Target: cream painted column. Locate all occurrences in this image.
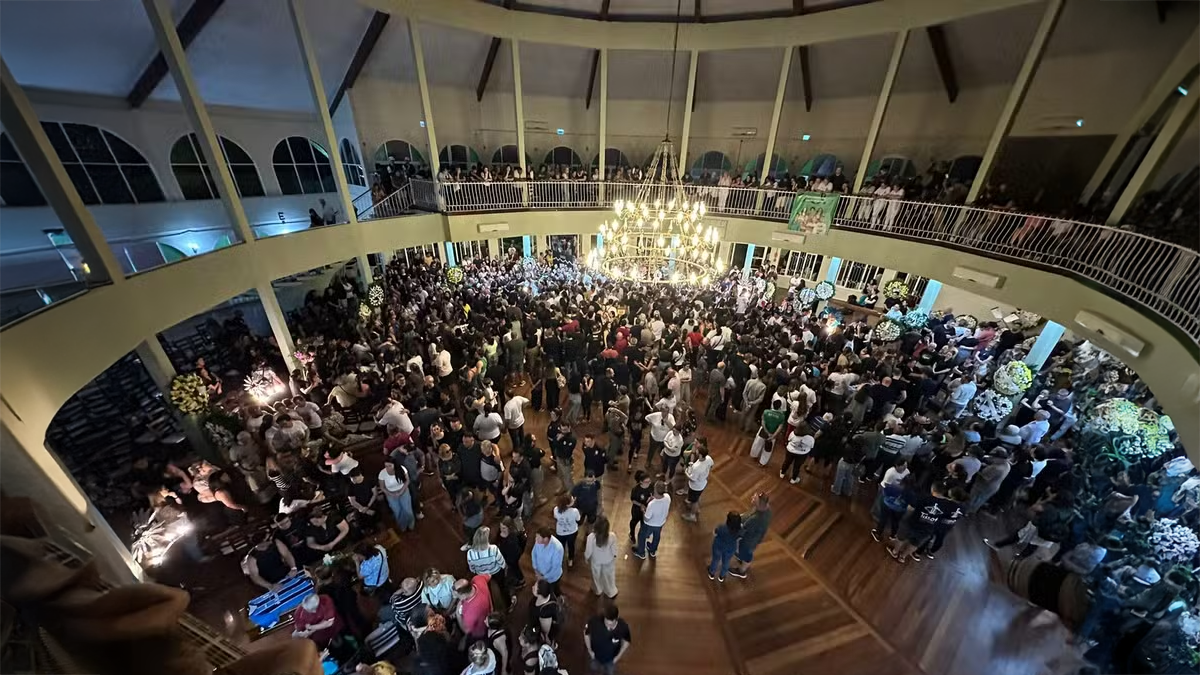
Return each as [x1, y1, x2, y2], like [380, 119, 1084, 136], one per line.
[536, 234, 549, 257]
[854, 30, 908, 192]
[598, 48, 609, 187]
[0, 60, 125, 286]
[1081, 27, 1198, 205]
[134, 338, 216, 461]
[1107, 74, 1200, 226]
[679, 49, 699, 172]
[967, 0, 1063, 202]
[142, 0, 254, 243]
[357, 254, 374, 285]
[757, 47, 794, 209]
[257, 282, 299, 373]
[489, 238, 502, 259]
[512, 39, 529, 204]
[288, 0, 357, 225]
[409, 19, 440, 176]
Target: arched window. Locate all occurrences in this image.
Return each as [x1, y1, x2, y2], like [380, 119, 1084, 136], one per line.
[340, 139, 366, 187]
[373, 140, 427, 169]
[542, 146, 582, 169]
[799, 153, 840, 178]
[690, 150, 733, 179]
[170, 133, 264, 200]
[745, 153, 787, 179]
[491, 144, 531, 168]
[273, 137, 336, 195]
[438, 144, 479, 172]
[0, 133, 46, 206]
[38, 122, 164, 204]
[866, 156, 917, 181]
[948, 155, 982, 185]
[590, 148, 631, 170]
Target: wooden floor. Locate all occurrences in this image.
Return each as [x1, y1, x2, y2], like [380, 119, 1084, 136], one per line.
[180, 394, 1081, 675]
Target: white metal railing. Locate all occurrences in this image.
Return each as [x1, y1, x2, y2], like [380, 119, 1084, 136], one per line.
[354, 184, 414, 221]
[405, 178, 1200, 344]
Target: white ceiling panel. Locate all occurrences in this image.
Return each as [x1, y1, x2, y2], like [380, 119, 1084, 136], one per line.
[607, 49, 691, 100]
[806, 34, 893, 100]
[696, 48, 786, 101]
[360, 16, 418, 82]
[520, 42, 595, 98]
[0, 0, 188, 96]
[420, 23, 494, 87]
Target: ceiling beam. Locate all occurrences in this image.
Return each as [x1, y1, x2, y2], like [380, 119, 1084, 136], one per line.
[793, 0, 805, 13]
[476, 38, 503, 102]
[126, 0, 225, 108]
[695, 0, 703, 23]
[925, 24, 959, 103]
[1156, 0, 1169, 23]
[329, 11, 390, 114]
[585, 49, 600, 109]
[798, 45, 813, 111]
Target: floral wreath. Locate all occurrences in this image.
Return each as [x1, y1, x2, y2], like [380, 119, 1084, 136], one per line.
[796, 287, 817, 305]
[882, 278, 909, 300]
[957, 314, 979, 330]
[169, 373, 209, 415]
[367, 282, 386, 307]
[873, 319, 903, 342]
[971, 389, 1013, 422]
[900, 309, 929, 330]
[814, 280, 835, 301]
[446, 267, 465, 284]
[992, 361, 1033, 396]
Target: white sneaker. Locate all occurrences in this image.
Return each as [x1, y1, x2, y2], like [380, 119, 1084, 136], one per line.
[790, 477, 801, 484]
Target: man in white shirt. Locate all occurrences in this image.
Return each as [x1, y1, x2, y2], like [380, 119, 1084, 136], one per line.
[680, 446, 714, 522]
[644, 410, 675, 470]
[433, 345, 453, 379]
[503, 394, 529, 449]
[292, 395, 323, 430]
[633, 480, 671, 559]
[376, 398, 413, 435]
[319, 198, 338, 225]
[946, 376, 978, 418]
[1018, 410, 1051, 446]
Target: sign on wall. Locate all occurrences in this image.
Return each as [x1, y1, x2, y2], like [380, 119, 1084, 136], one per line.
[787, 193, 839, 236]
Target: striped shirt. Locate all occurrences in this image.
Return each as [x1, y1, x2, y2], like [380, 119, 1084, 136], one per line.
[466, 544, 506, 575]
[389, 584, 424, 623]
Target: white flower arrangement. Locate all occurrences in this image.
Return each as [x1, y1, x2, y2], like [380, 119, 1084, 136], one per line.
[882, 279, 909, 299]
[131, 507, 193, 567]
[244, 368, 283, 403]
[446, 267, 465, 284]
[204, 421, 235, 449]
[169, 373, 209, 415]
[1012, 310, 1042, 330]
[367, 282, 386, 307]
[358, 302, 371, 319]
[992, 361, 1033, 396]
[1089, 399, 1143, 435]
[814, 280, 836, 300]
[1148, 518, 1200, 565]
[971, 389, 1013, 422]
[873, 319, 903, 342]
[957, 315, 978, 330]
[797, 287, 817, 305]
[901, 309, 929, 330]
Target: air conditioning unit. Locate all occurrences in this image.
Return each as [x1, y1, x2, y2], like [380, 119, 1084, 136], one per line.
[1074, 311, 1144, 358]
[478, 223, 509, 233]
[951, 266, 1005, 289]
[731, 126, 758, 138]
[524, 119, 551, 132]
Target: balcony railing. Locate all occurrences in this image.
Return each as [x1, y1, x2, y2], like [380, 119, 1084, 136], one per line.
[352, 184, 415, 221]
[409, 178, 1200, 346]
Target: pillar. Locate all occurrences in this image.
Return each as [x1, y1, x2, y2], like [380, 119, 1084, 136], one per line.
[257, 282, 298, 373]
[1107, 73, 1200, 225]
[409, 19, 440, 176]
[536, 235, 549, 257]
[917, 279, 942, 313]
[135, 338, 215, 462]
[0, 60, 125, 286]
[288, 0, 356, 225]
[1024, 320, 1066, 370]
[759, 47, 793, 187]
[356, 253, 374, 285]
[679, 49, 699, 172]
[444, 242, 457, 267]
[967, 0, 1063, 202]
[854, 31, 908, 192]
[522, 235, 532, 258]
[821, 256, 843, 283]
[142, 0, 254, 243]
[598, 48, 608, 181]
[742, 244, 756, 279]
[489, 238, 502, 259]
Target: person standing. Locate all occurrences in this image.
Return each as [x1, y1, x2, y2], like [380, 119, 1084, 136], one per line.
[944, 375, 978, 419]
[728, 492, 771, 579]
[779, 423, 814, 484]
[632, 481, 670, 559]
[707, 511, 743, 582]
[378, 455, 415, 531]
[627, 471, 652, 544]
[966, 450, 1011, 514]
[583, 604, 632, 675]
[531, 526, 565, 594]
[551, 421, 578, 494]
[644, 409, 675, 472]
[750, 399, 787, 467]
[680, 445, 713, 522]
[503, 392, 530, 450]
[454, 573, 494, 643]
[552, 494, 582, 568]
[465, 526, 509, 611]
[584, 515, 619, 599]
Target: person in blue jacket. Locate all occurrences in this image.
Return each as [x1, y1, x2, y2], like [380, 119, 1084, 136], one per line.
[707, 511, 743, 582]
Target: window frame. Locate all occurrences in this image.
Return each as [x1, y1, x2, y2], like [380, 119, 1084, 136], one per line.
[273, 136, 335, 196]
[37, 122, 165, 205]
[170, 133, 264, 200]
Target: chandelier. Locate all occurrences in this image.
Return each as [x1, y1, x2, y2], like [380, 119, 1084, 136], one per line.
[585, 0, 722, 285]
[588, 139, 723, 284]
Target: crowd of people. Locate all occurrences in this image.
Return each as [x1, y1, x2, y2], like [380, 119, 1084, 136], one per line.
[128, 230, 1195, 675]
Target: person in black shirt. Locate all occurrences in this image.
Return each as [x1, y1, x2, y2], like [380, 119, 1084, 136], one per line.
[584, 604, 632, 672]
[628, 471, 652, 544]
[443, 416, 466, 452]
[347, 469, 381, 531]
[571, 472, 602, 526]
[243, 531, 297, 590]
[273, 512, 317, 566]
[888, 482, 957, 564]
[438, 444, 463, 502]
[304, 509, 350, 558]
[458, 434, 484, 489]
[497, 516, 528, 593]
[582, 433, 607, 479]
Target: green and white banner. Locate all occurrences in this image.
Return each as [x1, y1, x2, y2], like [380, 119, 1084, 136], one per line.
[787, 192, 840, 236]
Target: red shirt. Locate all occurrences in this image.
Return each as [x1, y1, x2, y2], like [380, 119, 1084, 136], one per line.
[687, 331, 704, 348]
[457, 574, 493, 637]
[294, 594, 342, 646]
[561, 319, 580, 333]
[383, 431, 411, 453]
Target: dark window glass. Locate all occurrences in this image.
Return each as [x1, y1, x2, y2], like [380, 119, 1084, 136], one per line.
[312, 142, 329, 164]
[297, 165, 322, 194]
[232, 165, 265, 197]
[122, 165, 165, 202]
[41, 123, 76, 163]
[222, 139, 253, 164]
[0, 162, 47, 206]
[87, 164, 134, 203]
[104, 132, 145, 164]
[63, 123, 114, 163]
[175, 165, 214, 200]
[275, 165, 302, 195]
[202, 166, 219, 197]
[63, 164, 99, 204]
[288, 137, 314, 163]
[317, 164, 336, 192]
[0, 134, 22, 161]
[171, 135, 198, 163]
[273, 141, 293, 163]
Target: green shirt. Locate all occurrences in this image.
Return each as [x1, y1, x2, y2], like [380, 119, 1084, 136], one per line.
[761, 408, 787, 436]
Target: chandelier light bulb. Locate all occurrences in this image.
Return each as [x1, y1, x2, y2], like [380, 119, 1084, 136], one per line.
[668, 199, 676, 209]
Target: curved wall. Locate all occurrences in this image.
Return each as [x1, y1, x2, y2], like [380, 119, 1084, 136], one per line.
[2, 206, 1196, 577]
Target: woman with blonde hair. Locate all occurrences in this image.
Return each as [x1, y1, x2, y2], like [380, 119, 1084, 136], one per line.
[465, 526, 509, 610]
[584, 515, 618, 598]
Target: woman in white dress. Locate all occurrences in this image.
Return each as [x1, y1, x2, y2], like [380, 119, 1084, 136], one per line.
[870, 181, 890, 226]
[717, 171, 731, 212]
[884, 183, 904, 231]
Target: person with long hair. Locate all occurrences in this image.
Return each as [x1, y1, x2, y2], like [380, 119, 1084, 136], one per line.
[584, 515, 618, 598]
[707, 511, 743, 582]
[465, 526, 508, 610]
